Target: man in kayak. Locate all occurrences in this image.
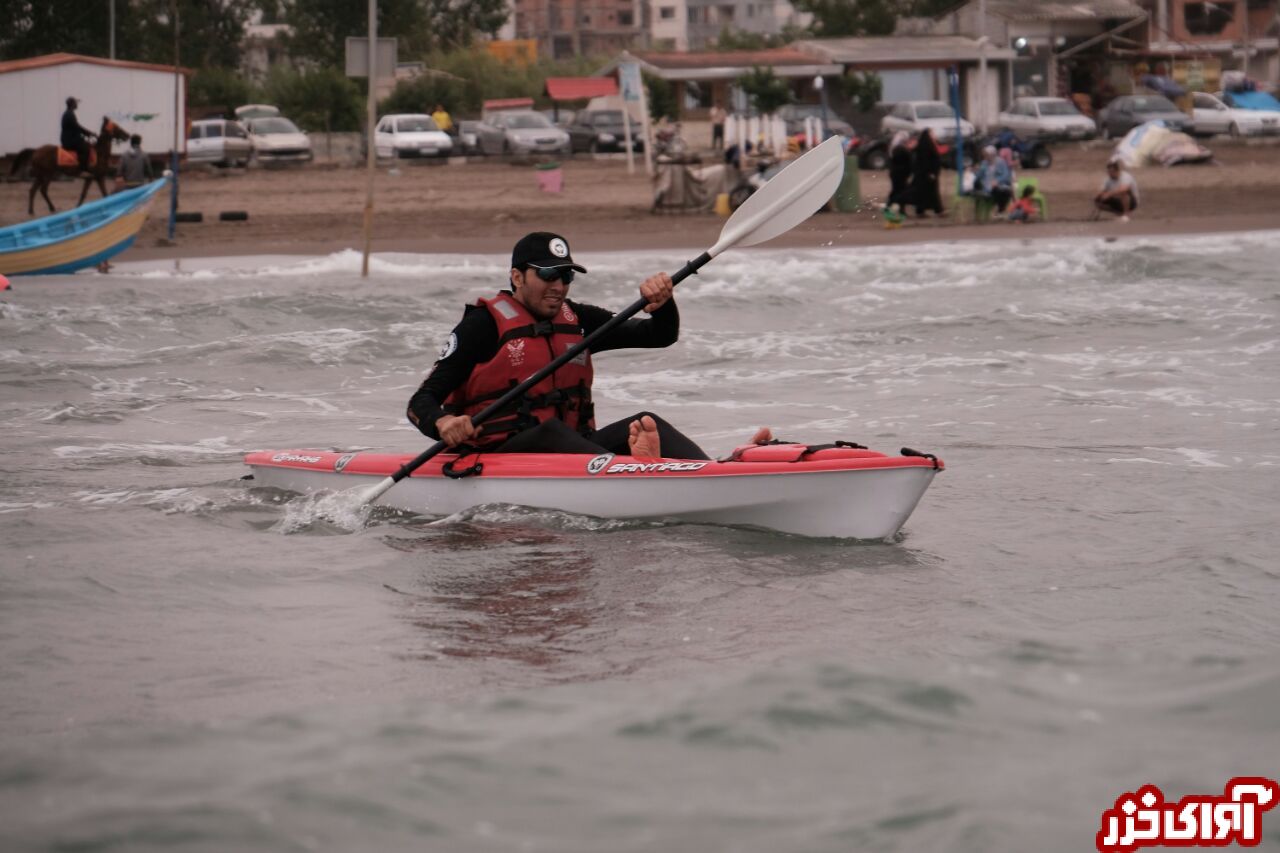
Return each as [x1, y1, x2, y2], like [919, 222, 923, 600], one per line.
[408, 231, 723, 459]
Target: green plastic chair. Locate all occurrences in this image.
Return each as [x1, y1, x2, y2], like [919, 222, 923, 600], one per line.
[1015, 176, 1049, 222]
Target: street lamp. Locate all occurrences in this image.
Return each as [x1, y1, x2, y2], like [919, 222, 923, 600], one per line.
[813, 75, 829, 141]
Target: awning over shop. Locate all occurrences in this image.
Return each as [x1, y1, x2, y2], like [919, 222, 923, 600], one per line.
[545, 77, 618, 101]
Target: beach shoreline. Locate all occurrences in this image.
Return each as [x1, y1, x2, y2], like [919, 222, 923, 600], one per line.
[6, 139, 1280, 262]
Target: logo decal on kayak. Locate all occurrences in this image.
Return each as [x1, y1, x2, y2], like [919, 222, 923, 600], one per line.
[334, 453, 356, 472]
[586, 453, 614, 475]
[271, 453, 322, 464]
[606, 461, 708, 474]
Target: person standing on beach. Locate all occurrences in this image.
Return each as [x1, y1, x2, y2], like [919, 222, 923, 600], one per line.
[407, 232, 749, 460]
[1095, 159, 1138, 222]
[909, 129, 945, 218]
[709, 104, 726, 150]
[115, 135, 154, 189]
[431, 103, 453, 135]
[885, 131, 913, 217]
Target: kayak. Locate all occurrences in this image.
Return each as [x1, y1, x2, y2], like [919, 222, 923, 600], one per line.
[243, 442, 943, 539]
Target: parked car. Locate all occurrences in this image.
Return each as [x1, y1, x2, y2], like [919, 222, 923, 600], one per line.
[978, 129, 1053, 169]
[234, 104, 280, 121]
[541, 109, 576, 128]
[456, 120, 484, 155]
[881, 100, 975, 141]
[853, 133, 973, 171]
[1191, 92, 1279, 137]
[244, 115, 313, 164]
[374, 114, 453, 159]
[567, 109, 644, 153]
[474, 111, 571, 156]
[1096, 95, 1192, 139]
[776, 103, 855, 138]
[995, 97, 1096, 141]
[187, 118, 252, 167]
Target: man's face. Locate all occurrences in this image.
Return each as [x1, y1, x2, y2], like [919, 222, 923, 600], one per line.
[1107, 165, 1120, 179]
[511, 267, 570, 319]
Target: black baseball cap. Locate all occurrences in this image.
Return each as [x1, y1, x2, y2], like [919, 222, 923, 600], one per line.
[511, 232, 587, 274]
[66, 96, 79, 107]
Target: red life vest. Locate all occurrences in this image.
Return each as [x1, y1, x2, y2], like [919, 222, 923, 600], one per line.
[442, 292, 594, 447]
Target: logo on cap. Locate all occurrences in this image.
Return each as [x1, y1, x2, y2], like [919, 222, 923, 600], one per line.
[549, 237, 569, 258]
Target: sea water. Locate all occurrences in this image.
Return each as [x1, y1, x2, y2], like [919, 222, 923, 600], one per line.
[1, 235, 1277, 852]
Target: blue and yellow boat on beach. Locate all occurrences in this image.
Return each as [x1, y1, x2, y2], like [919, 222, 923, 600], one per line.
[0, 178, 168, 276]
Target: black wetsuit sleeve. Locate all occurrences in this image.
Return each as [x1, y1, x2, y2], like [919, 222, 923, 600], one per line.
[574, 298, 679, 353]
[406, 307, 500, 439]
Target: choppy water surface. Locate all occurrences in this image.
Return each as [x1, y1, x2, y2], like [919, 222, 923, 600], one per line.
[1, 236, 1278, 852]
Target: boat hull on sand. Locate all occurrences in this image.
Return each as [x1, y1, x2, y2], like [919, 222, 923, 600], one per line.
[244, 444, 943, 539]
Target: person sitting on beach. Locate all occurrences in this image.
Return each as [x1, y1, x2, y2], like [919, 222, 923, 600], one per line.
[1006, 185, 1039, 223]
[974, 145, 1013, 214]
[407, 232, 766, 459]
[115, 134, 154, 189]
[1095, 159, 1139, 222]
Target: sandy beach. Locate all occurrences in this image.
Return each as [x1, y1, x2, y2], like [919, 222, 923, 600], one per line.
[5, 138, 1280, 260]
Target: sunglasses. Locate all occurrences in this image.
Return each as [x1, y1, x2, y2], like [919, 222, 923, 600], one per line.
[529, 265, 575, 285]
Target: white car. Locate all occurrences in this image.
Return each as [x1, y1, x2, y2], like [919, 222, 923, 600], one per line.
[374, 114, 453, 159]
[881, 100, 975, 141]
[244, 115, 314, 164]
[996, 97, 1096, 140]
[187, 118, 252, 167]
[1191, 92, 1280, 137]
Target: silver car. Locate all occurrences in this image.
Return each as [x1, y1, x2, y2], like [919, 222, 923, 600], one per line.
[475, 111, 571, 156]
[187, 118, 252, 167]
[881, 100, 975, 141]
[996, 97, 1096, 141]
[1096, 95, 1192, 139]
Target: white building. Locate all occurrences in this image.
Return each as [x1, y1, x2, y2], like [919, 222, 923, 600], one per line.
[0, 53, 187, 159]
[650, 0, 810, 51]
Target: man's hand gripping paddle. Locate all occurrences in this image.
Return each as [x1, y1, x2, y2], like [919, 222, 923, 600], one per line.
[356, 136, 846, 507]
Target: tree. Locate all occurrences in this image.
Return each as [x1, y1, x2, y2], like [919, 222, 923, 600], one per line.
[415, 0, 508, 52]
[189, 68, 257, 116]
[264, 66, 363, 132]
[284, 0, 425, 67]
[792, 0, 898, 37]
[737, 66, 792, 115]
[1, 0, 139, 61]
[644, 73, 677, 122]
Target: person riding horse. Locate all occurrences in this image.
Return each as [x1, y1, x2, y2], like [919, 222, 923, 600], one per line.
[61, 96, 96, 175]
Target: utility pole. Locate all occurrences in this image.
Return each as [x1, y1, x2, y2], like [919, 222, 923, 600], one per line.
[978, 0, 988, 132]
[169, 0, 180, 242]
[109, 0, 116, 59]
[361, 0, 377, 278]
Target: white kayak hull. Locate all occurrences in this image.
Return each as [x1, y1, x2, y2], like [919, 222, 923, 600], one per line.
[244, 446, 943, 539]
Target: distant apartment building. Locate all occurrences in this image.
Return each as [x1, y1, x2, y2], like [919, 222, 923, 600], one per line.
[511, 0, 644, 58]
[650, 0, 811, 51]
[1145, 0, 1279, 83]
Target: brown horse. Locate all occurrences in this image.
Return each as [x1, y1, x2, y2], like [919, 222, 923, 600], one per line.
[9, 117, 132, 216]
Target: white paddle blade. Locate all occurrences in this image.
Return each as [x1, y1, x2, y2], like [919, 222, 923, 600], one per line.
[711, 135, 846, 256]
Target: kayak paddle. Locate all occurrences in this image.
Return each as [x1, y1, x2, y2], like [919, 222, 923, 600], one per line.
[358, 135, 846, 506]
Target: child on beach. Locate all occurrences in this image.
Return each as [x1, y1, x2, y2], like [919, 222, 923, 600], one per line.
[1007, 185, 1039, 223]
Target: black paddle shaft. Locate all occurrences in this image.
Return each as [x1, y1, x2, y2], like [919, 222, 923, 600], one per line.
[386, 251, 714, 485]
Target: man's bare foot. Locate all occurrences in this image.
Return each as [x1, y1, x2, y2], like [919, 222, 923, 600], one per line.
[628, 415, 662, 459]
[750, 427, 773, 445]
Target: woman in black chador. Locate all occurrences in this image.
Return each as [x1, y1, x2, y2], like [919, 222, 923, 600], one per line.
[910, 128, 944, 218]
